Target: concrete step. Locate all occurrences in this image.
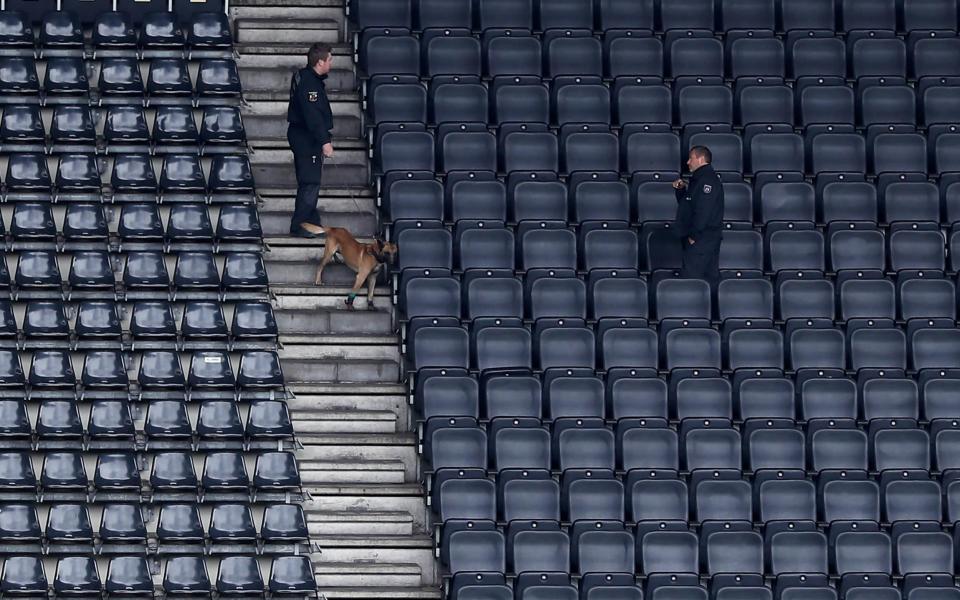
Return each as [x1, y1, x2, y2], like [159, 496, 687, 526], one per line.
[259, 195, 377, 237]
[303, 489, 427, 532]
[232, 3, 347, 24]
[314, 586, 442, 600]
[237, 49, 356, 93]
[236, 18, 340, 44]
[243, 96, 363, 142]
[308, 511, 414, 536]
[239, 65, 356, 96]
[276, 305, 393, 335]
[279, 341, 401, 383]
[313, 562, 423, 588]
[289, 381, 405, 395]
[232, 0, 344, 7]
[265, 246, 383, 287]
[297, 435, 417, 481]
[294, 409, 398, 433]
[245, 108, 361, 142]
[253, 161, 368, 190]
[314, 543, 437, 586]
[300, 459, 406, 484]
[287, 393, 408, 421]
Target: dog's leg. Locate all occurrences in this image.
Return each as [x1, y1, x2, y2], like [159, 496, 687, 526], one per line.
[365, 267, 378, 309]
[314, 241, 338, 286]
[345, 270, 367, 310]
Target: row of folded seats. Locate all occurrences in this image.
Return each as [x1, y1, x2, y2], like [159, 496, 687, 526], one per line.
[0, 300, 277, 349]
[0, 398, 292, 444]
[402, 274, 959, 327]
[0, 56, 241, 105]
[384, 173, 960, 239]
[360, 29, 960, 84]
[385, 177, 960, 236]
[0, 10, 232, 56]
[373, 129, 960, 188]
[0, 154, 254, 202]
[436, 462, 960, 528]
[351, 0, 960, 35]
[0, 250, 267, 298]
[443, 527, 958, 600]
[406, 317, 960, 374]
[393, 227, 955, 289]
[0, 204, 262, 250]
[0, 450, 300, 497]
[0, 502, 306, 547]
[0, 555, 315, 597]
[415, 367, 960, 431]
[0, 105, 246, 155]
[3, 0, 224, 23]
[0, 349, 283, 396]
[425, 417, 960, 475]
[370, 78, 960, 135]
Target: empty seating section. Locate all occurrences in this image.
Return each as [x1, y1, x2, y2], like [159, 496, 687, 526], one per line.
[0, 2, 317, 598]
[356, 0, 960, 598]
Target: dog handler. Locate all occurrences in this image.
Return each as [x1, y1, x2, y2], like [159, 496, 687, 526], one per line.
[672, 146, 725, 288]
[287, 42, 335, 238]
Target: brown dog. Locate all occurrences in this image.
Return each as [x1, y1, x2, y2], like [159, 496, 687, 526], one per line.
[311, 225, 397, 309]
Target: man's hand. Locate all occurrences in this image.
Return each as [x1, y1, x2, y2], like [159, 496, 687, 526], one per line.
[672, 178, 686, 190]
[688, 237, 696, 245]
[322, 143, 334, 158]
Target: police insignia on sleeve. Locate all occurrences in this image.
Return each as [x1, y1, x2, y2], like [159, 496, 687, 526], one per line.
[703, 184, 712, 194]
[308, 91, 319, 102]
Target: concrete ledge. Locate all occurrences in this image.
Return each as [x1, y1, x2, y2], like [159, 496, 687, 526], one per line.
[300, 459, 407, 484]
[299, 440, 417, 480]
[258, 186, 372, 198]
[290, 382, 405, 395]
[240, 63, 356, 95]
[253, 161, 368, 190]
[289, 393, 407, 413]
[277, 307, 394, 335]
[282, 356, 400, 384]
[308, 511, 414, 535]
[304, 491, 427, 531]
[232, 0, 344, 7]
[314, 563, 423, 588]
[236, 18, 340, 44]
[314, 587, 442, 600]
[316, 547, 436, 586]
[295, 409, 398, 433]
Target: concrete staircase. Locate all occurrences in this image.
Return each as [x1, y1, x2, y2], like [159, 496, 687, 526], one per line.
[232, 1, 439, 597]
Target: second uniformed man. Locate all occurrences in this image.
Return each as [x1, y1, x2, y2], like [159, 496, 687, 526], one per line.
[287, 42, 335, 238]
[672, 146, 725, 288]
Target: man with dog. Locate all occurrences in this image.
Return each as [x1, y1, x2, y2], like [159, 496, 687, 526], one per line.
[287, 42, 335, 238]
[672, 145, 725, 288]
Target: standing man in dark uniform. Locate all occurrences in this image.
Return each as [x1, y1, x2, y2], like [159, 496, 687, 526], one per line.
[673, 146, 725, 288]
[287, 42, 335, 238]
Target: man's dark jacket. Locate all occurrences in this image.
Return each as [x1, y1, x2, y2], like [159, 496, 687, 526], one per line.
[674, 163, 725, 245]
[287, 67, 333, 183]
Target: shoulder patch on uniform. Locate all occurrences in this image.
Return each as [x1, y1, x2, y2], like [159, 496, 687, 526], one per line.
[308, 91, 318, 102]
[703, 184, 712, 194]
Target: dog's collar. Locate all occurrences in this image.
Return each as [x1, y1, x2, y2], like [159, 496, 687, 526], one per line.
[364, 244, 386, 264]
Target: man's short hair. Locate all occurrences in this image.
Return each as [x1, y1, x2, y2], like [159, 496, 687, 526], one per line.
[690, 145, 712, 163]
[308, 42, 332, 67]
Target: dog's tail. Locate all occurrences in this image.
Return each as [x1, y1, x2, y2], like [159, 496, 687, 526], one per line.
[303, 223, 326, 235]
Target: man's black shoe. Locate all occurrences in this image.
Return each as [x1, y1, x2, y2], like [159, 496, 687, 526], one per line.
[290, 227, 317, 239]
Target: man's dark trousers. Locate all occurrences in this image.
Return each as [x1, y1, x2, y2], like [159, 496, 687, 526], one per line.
[289, 131, 324, 233]
[681, 235, 721, 288]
